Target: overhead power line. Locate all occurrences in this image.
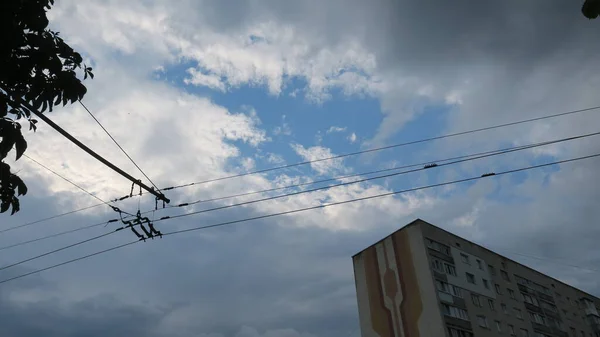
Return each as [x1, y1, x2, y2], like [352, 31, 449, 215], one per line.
[138, 131, 600, 222]
[79, 100, 163, 195]
[1, 152, 597, 285]
[4, 130, 598, 246]
[0, 203, 104, 234]
[22, 154, 134, 216]
[0, 90, 170, 203]
[153, 105, 600, 192]
[11, 105, 598, 227]
[0, 220, 113, 251]
[157, 153, 600, 230]
[0, 231, 116, 272]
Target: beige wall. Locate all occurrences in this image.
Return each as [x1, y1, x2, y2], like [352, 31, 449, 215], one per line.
[353, 223, 446, 337]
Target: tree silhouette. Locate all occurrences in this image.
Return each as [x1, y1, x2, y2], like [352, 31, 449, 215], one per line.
[0, 0, 93, 214]
[583, 0, 600, 19]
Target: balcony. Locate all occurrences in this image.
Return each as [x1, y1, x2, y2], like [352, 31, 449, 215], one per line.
[537, 291, 555, 303]
[428, 248, 455, 264]
[524, 302, 544, 314]
[439, 291, 454, 304]
[551, 328, 569, 337]
[585, 306, 600, 317]
[532, 323, 553, 336]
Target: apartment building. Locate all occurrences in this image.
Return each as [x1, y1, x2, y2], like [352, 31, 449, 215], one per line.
[352, 219, 600, 337]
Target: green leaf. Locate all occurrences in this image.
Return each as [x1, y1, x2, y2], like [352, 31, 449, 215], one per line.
[14, 133, 27, 161]
[16, 178, 28, 196]
[10, 198, 20, 215]
[0, 201, 9, 214]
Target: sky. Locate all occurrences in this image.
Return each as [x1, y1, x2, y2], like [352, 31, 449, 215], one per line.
[1, 1, 600, 336]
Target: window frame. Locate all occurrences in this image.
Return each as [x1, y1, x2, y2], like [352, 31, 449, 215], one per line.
[472, 294, 482, 307]
[477, 315, 489, 329]
[466, 272, 476, 284]
[461, 253, 470, 264]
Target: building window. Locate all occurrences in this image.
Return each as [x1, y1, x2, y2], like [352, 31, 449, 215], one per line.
[461, 253, 470, 264]
[436, 280, 463, 298]
[520, 329, 529, 337]
[483, 279, 490, 289]
[436, 280, 449, 292]
[489, 265, 496, 275]
[541, 301, 558, 313]
[476, 259, 483, 270]
[508, 288, 516, 299]
[466, 273, 476, 284]
[501, 270, 510, 282]
[431, 258, 444, 272]
[495, 320, 502, 332]
[489, 299, 495, 310]
[477, 315, 489, 328]
[426, 238, 451, 255]
[508, 324, 516, 336]
[502, 303, 508, 314]
[571, 328, 576, 336]
[452, 285, 463, 298]
[447, 327, 474, 337]
[501, 261, 507, 269]
[514, 308, 523, 319]
[441, 303, 470, 320]
[445, 263, 457, 276]
[496, 284, 502, 294]
[522, 293, 539, 306]
[529, 311, 546, 325]
[472, 294, 481, 307]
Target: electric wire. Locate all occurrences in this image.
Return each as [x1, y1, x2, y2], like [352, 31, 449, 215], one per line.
[146, 132, 600, 222]
[0, 220, 115, 251]
[11, 105, 598, 227]
[5, 131, 597, 249]
[154, 105, 600, 192]
[1, 152, 598, 285]
[158, 153, 600, 230]
[128, 131, 600, 219]
[23, 154, 111, 207]
[0, 231, 116, 271]
[79, 100, 163, 194]
[0, 203, 105, 234]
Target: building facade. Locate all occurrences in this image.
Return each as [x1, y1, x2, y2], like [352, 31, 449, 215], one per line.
[352, 219, 600, 337]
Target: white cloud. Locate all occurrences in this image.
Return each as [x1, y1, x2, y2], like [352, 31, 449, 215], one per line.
[184, 68, 226, 91]
[347, 133, 357, 144]
[273, 115, 292, 136]
[290, 144, 347, 176]
[266, 153, 285, 165]
[326, 126, 346, 134]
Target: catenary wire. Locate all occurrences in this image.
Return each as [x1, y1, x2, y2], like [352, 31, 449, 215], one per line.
[1, 152, 598, 285]
[0, 220, 116, 251]
[0, 231, 116, 271]
[159, 153, 600, 233]
[8, 130, 596, 249]
[0, 203, 105, 233]
[13, 105, 599, 226]
[79, 100, 163, 194]
[145, 132, 600, 223]
[0, 241, 138, 285]
[152, 105, 600, 192]
[127, 131, 600, 219]
[23, 154, 114, 208]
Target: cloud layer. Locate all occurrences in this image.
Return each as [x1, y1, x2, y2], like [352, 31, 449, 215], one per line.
[1, 1, 600, 337]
